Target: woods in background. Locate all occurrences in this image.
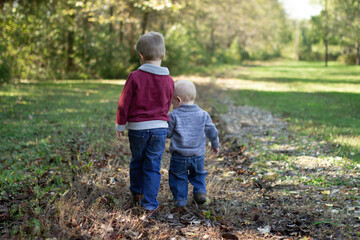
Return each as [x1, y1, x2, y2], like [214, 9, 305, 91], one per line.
[0, 0, 359, 83]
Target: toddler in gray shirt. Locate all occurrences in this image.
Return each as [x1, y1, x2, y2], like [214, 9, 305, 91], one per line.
[167, 80, 219, 209]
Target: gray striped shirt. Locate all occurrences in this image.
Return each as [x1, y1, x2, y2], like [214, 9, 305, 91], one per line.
[167, 104, 219, 156]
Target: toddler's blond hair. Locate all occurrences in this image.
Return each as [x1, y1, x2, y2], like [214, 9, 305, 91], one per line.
[174, 80, 197, 103]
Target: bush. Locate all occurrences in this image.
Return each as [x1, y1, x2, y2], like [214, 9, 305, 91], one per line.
[299, 52, 322, 61]
[222, 38, 242, 64]
[337, 54, 357, 65]
[164, 24, 193, 74]
[0, 58, 11, 84]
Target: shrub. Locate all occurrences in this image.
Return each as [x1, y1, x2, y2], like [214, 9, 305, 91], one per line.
[337, 54, 357, 65]
[0, 58, 11, 84]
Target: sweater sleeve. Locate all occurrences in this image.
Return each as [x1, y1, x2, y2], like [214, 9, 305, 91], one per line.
[167, 112, 175, 138]
[115, 74, 134, 131]
[204, 113, 219, 148]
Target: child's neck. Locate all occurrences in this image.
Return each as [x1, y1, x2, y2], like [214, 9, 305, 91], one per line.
[143, 60, 162, 67]
[181, 100, 195, 106]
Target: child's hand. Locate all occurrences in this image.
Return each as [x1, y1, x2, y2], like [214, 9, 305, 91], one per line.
[211, 147, 219, 155]
[116, 131, 125, 140]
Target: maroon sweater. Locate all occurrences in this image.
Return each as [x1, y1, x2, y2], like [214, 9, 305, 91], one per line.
[116, 64, 174, 131]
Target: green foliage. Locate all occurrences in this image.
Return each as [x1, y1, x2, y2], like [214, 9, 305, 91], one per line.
[164, 24, 193, 74]
[1, 0, 296, 80]
[222, 38, 242, 64]
[2, 0, 359, 82]
[0, 58, 11, 84]
[337, 54, 357, 65]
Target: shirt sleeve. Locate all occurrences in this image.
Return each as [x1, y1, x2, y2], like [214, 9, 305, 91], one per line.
[115, 74, 134, 131]
[204, 113, 219, 148]
[167, 112, 175, 138]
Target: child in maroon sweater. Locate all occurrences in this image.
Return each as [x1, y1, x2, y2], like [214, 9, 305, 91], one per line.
[116, 32, 174, 212]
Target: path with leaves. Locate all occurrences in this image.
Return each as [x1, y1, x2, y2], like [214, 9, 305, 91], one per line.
[44, 81, 360, 240]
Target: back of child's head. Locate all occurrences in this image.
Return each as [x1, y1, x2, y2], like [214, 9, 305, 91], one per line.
[174, 80, 197, 102]
[135, 31, 166, 61]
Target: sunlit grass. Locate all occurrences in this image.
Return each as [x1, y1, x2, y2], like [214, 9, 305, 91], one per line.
[209, 61, 360, 93]
[0, 82, 123, 196]
[215, 78, 360, 93]
[335, 135, 360, 149]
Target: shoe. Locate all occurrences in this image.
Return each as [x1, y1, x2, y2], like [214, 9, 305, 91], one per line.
[171, 206, 189, 214]
[132, 193, 143, 205]
[142, 207, 158, 219]
[123, 193, 143, 210]
[194, 193, 207, 204]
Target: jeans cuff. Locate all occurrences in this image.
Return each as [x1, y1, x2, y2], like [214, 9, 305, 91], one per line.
[193, 190, 207, 195]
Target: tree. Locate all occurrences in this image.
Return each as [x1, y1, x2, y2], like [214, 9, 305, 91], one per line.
[1, 0, 293, 81]
[332, 0, 360, 65]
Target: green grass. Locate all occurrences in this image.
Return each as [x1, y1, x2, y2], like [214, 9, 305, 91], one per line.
[0, 81, 123, 232]
[0, 60, 359, 238]
[204, 60, 360, 160]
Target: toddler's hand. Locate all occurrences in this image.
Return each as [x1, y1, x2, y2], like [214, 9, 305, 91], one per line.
[116, 131, 125, 140]
[211, 147, 219, 155]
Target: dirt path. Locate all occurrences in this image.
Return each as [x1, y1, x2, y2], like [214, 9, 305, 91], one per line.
[47, 81, 360, 239]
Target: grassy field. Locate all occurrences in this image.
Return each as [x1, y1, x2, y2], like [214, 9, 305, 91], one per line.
[0, 60, 359, 238]
[205, 60, 360, 157]
[0, 82, 122, 237]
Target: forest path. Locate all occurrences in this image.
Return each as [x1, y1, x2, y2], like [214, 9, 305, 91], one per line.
[50, 79, 359, 240]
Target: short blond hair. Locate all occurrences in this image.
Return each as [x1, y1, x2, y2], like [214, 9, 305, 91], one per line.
[135, 31, 166, 60]
[174, 80, 197, 102]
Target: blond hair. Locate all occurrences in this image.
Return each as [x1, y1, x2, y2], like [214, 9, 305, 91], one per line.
[135, 31, 166, 60]
[174, 80, 197, 102]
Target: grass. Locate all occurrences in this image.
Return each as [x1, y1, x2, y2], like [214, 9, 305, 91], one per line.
[0, 81, 124, 237]
[0, 60, 359, 239]
[202, 60, 360, 158]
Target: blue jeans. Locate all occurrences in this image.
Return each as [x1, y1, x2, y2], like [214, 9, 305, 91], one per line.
[169, 153, 207, 207]
[128, 128, 167, 210]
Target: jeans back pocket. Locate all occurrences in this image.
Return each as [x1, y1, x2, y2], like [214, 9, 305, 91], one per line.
[170, 156, 187, 176]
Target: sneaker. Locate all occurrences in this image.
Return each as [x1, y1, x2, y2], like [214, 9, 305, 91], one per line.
[132, 193, 143, 205]
[171, 206, 189, 214]
[194, 193, 207, 204]
[142, 207, 158, 220]
[123, 193, 143, 210]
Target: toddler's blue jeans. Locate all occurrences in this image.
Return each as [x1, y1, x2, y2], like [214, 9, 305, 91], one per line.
[169, 153, 207, 207]
[128, 128, 167, 210]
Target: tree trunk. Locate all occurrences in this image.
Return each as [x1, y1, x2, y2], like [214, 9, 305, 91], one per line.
[141, 11, 149, 35]
[108, 5, 114, 68]
[208, 18, 215, 57]
[109, 5, 114, 33]
[325, 39, 328, 67]
[67, 14, 75, 73]
[82, 0, 89, 70]
[356, 40, 360, 65]
[119, 20, 123, 44]
[324, 0, 328, 67]
[357, 0, 360, 65]
[129, 2, 136, 61]
[295, 20, 300, 61]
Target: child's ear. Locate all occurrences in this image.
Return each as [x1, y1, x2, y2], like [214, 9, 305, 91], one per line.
[176, 96, 182, 103]
[138, 52, 144, 61]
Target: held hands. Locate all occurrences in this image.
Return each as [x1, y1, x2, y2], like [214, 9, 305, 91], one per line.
[116, 131, 125, 140]
[211, 147, 219, 155]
